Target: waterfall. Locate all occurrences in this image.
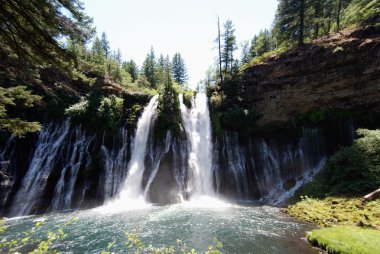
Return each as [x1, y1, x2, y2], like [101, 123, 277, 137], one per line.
[101, 127, 129, 200]
[50, 126, 94, 211]
[0, 135, 16, 209]
[143, 131, 172, 199]
[179, 93, 214, 198]
[10, 120, 72, 216]
[222, 132, 250, 199]
[105, 95, 158, 208]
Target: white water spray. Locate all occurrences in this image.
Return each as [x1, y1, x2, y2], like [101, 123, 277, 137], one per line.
[179, 93, 215, 199]
[102, 95, 158, 211]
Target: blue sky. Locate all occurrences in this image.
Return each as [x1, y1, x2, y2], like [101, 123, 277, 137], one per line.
[82, 0, 278, 86]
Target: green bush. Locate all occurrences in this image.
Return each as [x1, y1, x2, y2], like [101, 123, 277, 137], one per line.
[294, 129, 380, 198]
[220, 107, 259, 132]
[156, 78, 182, 137]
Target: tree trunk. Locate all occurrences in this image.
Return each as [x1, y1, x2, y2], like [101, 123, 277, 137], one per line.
[299, 0, 305, 46]
[361, 188, 380, 204]
[217, 17, 223, 84]
[337, 0, 342, 31]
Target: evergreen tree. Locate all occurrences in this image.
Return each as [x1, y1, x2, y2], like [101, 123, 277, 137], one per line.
[0, 86, 42, 136]
[221, 20, 237, 74]
[101, 32, 111, 58]
[91, 37, 106, 65]
[171, 53, 188, 85]
[122, 60, 139, 82]
[240, 41, 253, 64]
[274, 0, 307, 46]
[0, 0, 94, 68]
[142, 47, 157, 88]
[251, 29, 273, 57]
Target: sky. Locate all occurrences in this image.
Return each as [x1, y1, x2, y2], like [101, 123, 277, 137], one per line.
[81, 0, 278, 86]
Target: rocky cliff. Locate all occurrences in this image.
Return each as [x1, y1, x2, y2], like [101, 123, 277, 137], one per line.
[241, 25, 380, 126]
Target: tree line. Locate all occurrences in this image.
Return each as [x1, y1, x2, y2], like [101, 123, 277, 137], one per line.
[0, 0, 189, 136]
[68, 32, 188, 89]
[204, 0, 379, 88]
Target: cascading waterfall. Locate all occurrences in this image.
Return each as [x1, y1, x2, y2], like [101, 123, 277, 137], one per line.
[101, 127, 129, 199]
[143, 131, 172, 199]
[222, 132, 250, 199]
[104, 95, 158, 209]
[179, 93, 215, 199]
[51, 126, 94, 211]
[0, 135, 16, 209]
[0, 90, 358, 216]
[10, 120, 72, 216]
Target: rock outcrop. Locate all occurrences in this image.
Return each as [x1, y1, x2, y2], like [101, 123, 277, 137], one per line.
[242, 25, 380, 125]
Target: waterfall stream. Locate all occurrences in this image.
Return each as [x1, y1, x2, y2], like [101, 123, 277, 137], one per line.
[103, 95, 159, 209]
[0, 92, 356, 216]
[179, 93, 215, 199]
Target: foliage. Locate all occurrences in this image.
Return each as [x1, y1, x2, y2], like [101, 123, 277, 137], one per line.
[122, 60, 139, 82]
[0, 0, 94, 68]
[221, 20, 237, 75]
[65, 91, 125, 131]
[286, 196, 380, 228]
[156, 72, 182, 137]
[0, 86, 42, 136]
[306, 226, 380, 254]
[273, 0, 307, 46]
[143, 47, 158, 88]
[296, 109, 351, 126]
[341, 0, 380, 29]
[102, 227, 223, 254]
[219, 107, 259, 132]
[241, 46, 287, 69]
[172, 53, 188, 85]
[98, 95, 124, 131]
[0, 218, 77, 254]
[292, 129, 380, 198]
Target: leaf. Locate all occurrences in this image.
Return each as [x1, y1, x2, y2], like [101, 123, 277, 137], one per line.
[107, 240, 116, 249]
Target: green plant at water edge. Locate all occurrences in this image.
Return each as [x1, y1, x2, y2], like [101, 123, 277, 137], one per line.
[285, 197, 380, 228]
[292, 129, 380, 198]
[0, 218, 77, 254]
[102, 227, 223, 254]
[307, 226, 380, 254]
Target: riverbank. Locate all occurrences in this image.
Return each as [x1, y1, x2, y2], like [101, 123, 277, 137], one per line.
[285, 197, 380, 254]
[284, 128, 380, 254]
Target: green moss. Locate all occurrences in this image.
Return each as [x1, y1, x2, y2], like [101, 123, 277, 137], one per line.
[307, 226, 380, 254]
[219, 107, 260, 133]
[286, 197, 380, 228]
[297, 109, 353, 126]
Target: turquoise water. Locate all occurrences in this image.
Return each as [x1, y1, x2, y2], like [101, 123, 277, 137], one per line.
[3, 203, 318, 254]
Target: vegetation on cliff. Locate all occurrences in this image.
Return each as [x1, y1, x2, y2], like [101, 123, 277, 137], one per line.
[0, 0, 192, 136]
[286, 129, 380, 253]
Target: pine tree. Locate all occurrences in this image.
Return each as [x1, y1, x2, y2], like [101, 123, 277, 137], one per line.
[101, 32, 111, 58]
[221, 20, 237, 74]
[171, 53, 188, 85]
[0, 0, 94, 68]
[251, 29, 273, 57]
[91, 37, 106, 65]
[274, 0, 307, 46]
[240, 41, 253, 65]
[142, 47, 157, 88]
[122, 60, 139, 82]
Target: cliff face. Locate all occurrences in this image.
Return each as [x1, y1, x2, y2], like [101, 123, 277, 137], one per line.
[242, 25, 380, 126]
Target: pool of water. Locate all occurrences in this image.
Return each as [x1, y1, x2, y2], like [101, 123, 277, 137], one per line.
[3, 201, 318, 253]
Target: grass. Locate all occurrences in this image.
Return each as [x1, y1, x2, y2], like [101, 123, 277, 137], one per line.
[307, 226, 380, 254]
[285, 197, 380, 228]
